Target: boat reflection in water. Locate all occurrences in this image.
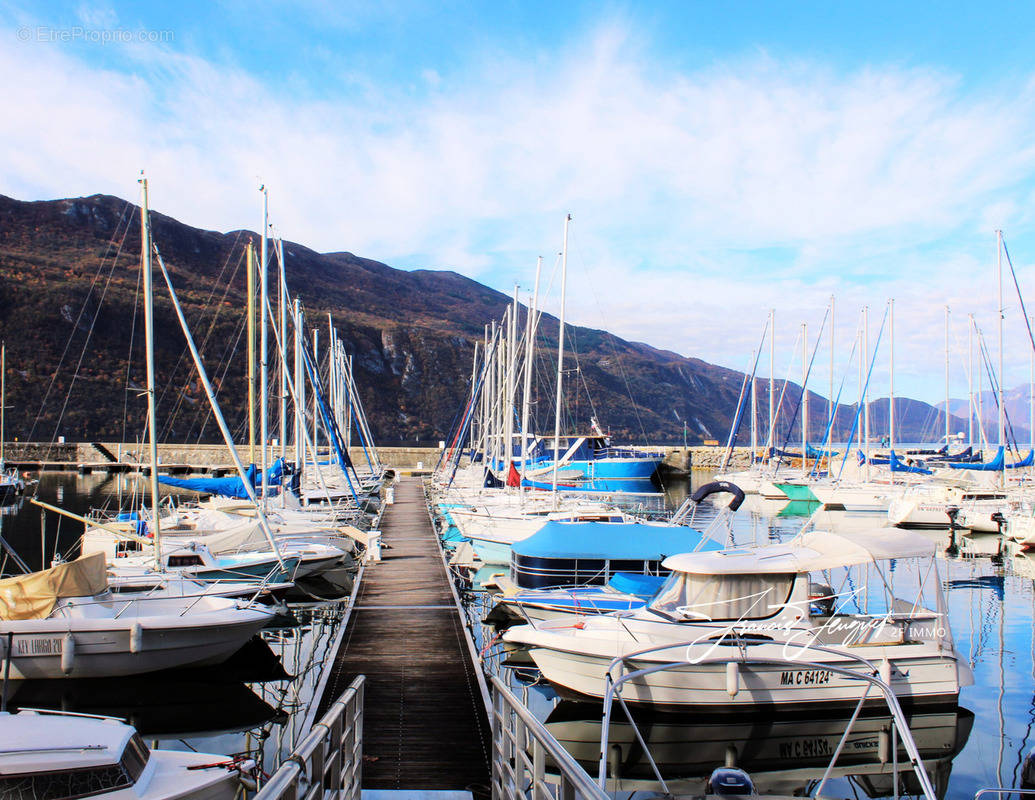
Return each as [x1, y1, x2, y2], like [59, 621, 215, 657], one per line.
[544, 702, 974, 798]
[6, 674, 284, 738]
[4, 635, 288, 738]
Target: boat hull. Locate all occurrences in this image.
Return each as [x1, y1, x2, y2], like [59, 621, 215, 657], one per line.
[525, 643, 964, 710]
[0, 612, 270, 680]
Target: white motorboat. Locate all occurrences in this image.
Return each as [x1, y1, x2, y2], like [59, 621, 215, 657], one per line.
[887, 482, 1011, 530]
[0, 553, 274, 679]
[504, 528, 972, 709]
[0, 707, 250, 800]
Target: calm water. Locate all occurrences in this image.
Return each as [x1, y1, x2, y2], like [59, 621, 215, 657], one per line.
[1, 472, 346, 773]
[451, 471, 1035, 799]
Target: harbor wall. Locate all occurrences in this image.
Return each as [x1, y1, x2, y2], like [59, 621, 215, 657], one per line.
[1, 441, 756, 471]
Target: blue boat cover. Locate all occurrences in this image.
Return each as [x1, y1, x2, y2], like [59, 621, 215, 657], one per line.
[948, 446, 1005, 471]
[889, 451, 932, 475]
[608, 572, 666, 596]
[513, 521, 722, 560]
[159, 459, 285, 499]
[948, 446, 1034, 470]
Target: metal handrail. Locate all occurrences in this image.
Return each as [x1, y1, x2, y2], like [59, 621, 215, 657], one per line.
[490, 675, 608, 800]
[597, 642, 939, 800]
[255, 675, 364, 800]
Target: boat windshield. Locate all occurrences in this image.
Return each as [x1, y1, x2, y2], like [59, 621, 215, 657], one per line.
[648, 571, 795, 622]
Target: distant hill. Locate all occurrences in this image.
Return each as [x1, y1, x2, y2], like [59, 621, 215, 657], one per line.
[938, 387, 1032, 447]
[0, 192, 965, 445]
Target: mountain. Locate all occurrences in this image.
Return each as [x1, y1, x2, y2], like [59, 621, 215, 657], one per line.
[0, 192, 963, 446]
[939, 387, 1032, 447]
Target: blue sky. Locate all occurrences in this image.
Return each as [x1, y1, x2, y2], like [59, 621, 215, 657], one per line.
[4, 1, 1035, 407]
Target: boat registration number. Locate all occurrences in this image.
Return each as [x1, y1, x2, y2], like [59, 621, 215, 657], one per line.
[778, 737, 834, 758]
[779, 669, 832, 686]
[13, 636, 64, 656]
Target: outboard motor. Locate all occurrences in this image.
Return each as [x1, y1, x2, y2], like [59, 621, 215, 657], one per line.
[945, 506, 960, 556]
[706, 767, 755, 796]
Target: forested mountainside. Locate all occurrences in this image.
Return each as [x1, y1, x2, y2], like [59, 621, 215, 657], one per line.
[0, 193, 964, 445]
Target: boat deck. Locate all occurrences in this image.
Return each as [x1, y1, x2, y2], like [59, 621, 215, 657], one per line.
[316, 477, 491, 793]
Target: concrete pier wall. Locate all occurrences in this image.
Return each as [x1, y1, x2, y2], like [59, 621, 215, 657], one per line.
[2, 441, 755, 472]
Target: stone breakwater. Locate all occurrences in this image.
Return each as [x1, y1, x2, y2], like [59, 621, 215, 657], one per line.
[1, 442, 755, 472]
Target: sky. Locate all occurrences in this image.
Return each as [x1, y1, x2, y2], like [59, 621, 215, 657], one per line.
[3, 1, 1035, 406]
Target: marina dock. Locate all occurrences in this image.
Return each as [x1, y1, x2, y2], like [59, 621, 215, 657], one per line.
[316, 477, 491, 793]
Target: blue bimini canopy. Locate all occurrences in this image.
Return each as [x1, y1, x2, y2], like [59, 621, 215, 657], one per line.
[513, 521, 722, 561]
[159, 459, 285, 499]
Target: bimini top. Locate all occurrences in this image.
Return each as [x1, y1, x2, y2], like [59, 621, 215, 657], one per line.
[662, 528, 936, 576]
[513, 521, 722, 561]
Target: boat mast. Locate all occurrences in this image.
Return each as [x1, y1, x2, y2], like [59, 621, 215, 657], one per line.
[801, 322, 807, 477]
[505, 285, 519, 485]
[750, 351, 757, 458]
[997, 229, 1005, 482]
[278, 238, 288, 463]
[768, 308, 775, 466]
[829, 295, 835, 449]
[889, 298, 895, 451]
[968, 314, 974, 447]
[247, 241, 256, 464]
[945, 305, 950, 445]
[864, 306, 870, 479]
[294, 298, 305, 469]
[552, 214, 571, 500]
[138, 175, 161, 567]
[311, 329, 319, 456]
[519, 257, 542, 498]
[1030, 315, 1034, 453]
[856, 317, 863, 459]
[259, 186, 269, 508]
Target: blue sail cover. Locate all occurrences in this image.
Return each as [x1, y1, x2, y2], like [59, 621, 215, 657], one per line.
[159, 459, 285, 499]
[806, 443, 839, 459]
[888, 451, 932, 475]
[948, 446, 1005, 471]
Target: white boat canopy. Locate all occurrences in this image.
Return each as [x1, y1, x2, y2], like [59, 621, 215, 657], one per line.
[662, 528, 937, 576]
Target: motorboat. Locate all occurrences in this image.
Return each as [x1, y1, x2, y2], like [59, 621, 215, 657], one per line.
[504, 528, 973, 709]
[0, 707, 251, 800]
[887, 481, 1012, 531]
[0, 553, 274, 679]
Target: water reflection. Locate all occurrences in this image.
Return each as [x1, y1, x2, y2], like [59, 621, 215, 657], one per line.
[544, 702, 974, 798]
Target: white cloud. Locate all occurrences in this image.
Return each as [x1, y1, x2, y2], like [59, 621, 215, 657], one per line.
[3, 21, 1035, 403]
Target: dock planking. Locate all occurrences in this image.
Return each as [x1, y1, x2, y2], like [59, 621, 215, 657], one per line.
[317, 477, 491, 793]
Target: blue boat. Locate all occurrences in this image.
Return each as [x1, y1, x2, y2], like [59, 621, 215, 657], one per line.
[511, 520, 722, 590]
[496, 435, 664, 484]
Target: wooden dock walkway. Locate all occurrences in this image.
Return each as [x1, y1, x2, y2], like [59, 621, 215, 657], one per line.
[316, 477, 491, 793]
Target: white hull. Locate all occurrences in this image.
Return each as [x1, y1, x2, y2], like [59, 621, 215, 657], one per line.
[524, 640, 965, 708]
[1, 604, 270, 679]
